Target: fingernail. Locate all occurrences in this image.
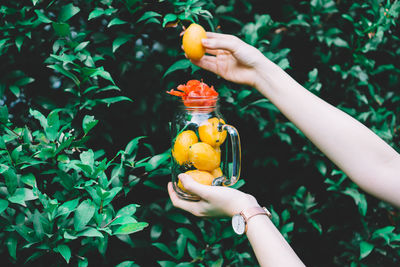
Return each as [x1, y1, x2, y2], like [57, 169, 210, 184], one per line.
[201, 38, 209, 45]
[178, 173, 187, 181]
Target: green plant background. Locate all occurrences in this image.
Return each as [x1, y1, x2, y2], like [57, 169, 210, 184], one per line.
[1, 0, 399, 266]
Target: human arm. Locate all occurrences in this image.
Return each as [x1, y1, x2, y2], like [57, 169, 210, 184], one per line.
[168, 174, 305, 267]
[191, 32, 400, 207]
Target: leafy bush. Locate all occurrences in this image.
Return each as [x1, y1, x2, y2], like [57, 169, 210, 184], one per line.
[1, 0, 399, 266]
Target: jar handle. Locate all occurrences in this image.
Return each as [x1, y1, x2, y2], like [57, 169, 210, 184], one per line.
[220, 124, 241, 186]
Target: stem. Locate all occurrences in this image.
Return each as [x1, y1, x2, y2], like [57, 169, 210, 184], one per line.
[102, 215, 121, 228]
[0, 121, 21, 138]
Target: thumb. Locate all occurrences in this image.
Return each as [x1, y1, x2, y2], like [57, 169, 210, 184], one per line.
[179, 173, 210, 199]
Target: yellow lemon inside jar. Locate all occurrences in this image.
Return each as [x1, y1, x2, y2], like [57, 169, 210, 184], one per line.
[172, 130, 198, 165]
[177, 170, 214, 192]
[188, 142, 220, 171]
[199, 117, 227, 147]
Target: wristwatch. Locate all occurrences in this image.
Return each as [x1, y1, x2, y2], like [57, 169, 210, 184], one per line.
[232, 206, 272, 235]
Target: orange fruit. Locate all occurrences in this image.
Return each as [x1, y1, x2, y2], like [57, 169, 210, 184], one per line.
[172, 130, 198, 165]
[199, 117, 227, 147]
[188, 142, 220, 171]
[182, 23, 207, 60]
[210, 167, 223, 178]
[177, 169, 214, 192]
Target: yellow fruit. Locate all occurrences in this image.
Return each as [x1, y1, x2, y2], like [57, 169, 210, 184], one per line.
[172, 130, 198, 165]
[199, 117, 227, 147]
[210, 167, 223, 178]
[182, 23, 207, 60]
[178, 169, 214, 192]
[188, 142, 220, 171]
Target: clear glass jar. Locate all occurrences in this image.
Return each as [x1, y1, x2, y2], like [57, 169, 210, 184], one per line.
[170, 96, 241, 201]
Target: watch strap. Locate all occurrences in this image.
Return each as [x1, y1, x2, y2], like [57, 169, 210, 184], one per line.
[241, 206, 272, 222]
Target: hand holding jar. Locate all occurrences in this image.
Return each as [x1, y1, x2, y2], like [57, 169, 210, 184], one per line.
[167, 80, 241, 201]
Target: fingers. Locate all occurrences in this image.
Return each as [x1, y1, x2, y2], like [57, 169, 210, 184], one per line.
[205, 32, 234, 39]
[167, 182, 206, 217]
[190, 55, 218, 74]
[201, 34, 241, 53]
[178, 174, 212, 199]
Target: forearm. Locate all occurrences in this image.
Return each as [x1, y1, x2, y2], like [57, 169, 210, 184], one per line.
[246, 215, 304, 266]
[254, 60, 400, 206]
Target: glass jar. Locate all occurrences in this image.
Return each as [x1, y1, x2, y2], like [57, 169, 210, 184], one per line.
[170, 96, 241, 201]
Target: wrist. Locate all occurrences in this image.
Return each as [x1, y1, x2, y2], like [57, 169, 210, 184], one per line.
[229, 193, 259, 217]
[253, 58, 282, 92]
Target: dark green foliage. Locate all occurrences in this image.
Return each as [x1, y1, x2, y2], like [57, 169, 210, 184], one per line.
[1, 0, 399, 266]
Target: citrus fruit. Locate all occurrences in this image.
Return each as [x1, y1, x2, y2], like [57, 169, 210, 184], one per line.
[199, 117, 227, 147]
[210, 167, 223, 178]
[188, 142, 220, 171]
[177, 169, 214, 192]
[182, 23, 207, 60]
[172, 130, 198, 165]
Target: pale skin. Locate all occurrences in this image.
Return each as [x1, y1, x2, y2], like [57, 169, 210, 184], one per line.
[168, 32, 400, 266]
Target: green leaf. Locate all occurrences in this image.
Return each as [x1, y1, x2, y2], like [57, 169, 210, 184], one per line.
[116, 204, 138, 217]
[48, 64, 80, 85]
[34, 10, 53, 23]
[80, 149, 94, 167]
[114, 222, 148, 235]
[97, 85, 121, 93]
[8, 188, 38, 206]
[82, 115, 98, 134]
[21, 173, 36, 188]
[176, 228, 198, 243]
[144, 152, 170, 171]
[77, 228, 104, 238]
[74, 41, 90, 52]
[332, 37, 349, 48]
[343, 188, 367, 216]
[115, 261, 137, 267]
[0, 199, 8, 213]
[113, 36, 131, 53]
[175, 235, 187, 260]
[360, 241, 374, 259]
[33, 210, 44, 240]
[89, 66, 115, 84]
[52, 22, 70, 37]
[45, 110, 60, 141]
[103, 187, 122, 206]
[57, 244, 71, 263]
[157, 261, 177, 267]
[15, 36, 24, 52]
[0, 105, 9, 123]
[109, 216, 137, 226]
[78, 258, 89, 267]
[1, 165, 18, 196]
[108, 18, 127, 27]
[74, 199, 96, 231]
[99, 96, 133, 106]
[6, 235, 17, 260]
[137, 11, 162, 23]
[15, 77, 35, 87]
[163, 59, 191, 78]
[57, 198, 79, 217]
[150, 224, 163, 240]
[59, 3, 80, 22]
[9, 85, 20, 97]
[153, 242, 176, 258]
[88, 8, 116, 20]
[162, 14, 178, 27]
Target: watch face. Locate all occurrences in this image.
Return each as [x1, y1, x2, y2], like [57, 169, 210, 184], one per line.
[232, 214, 246, 235]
